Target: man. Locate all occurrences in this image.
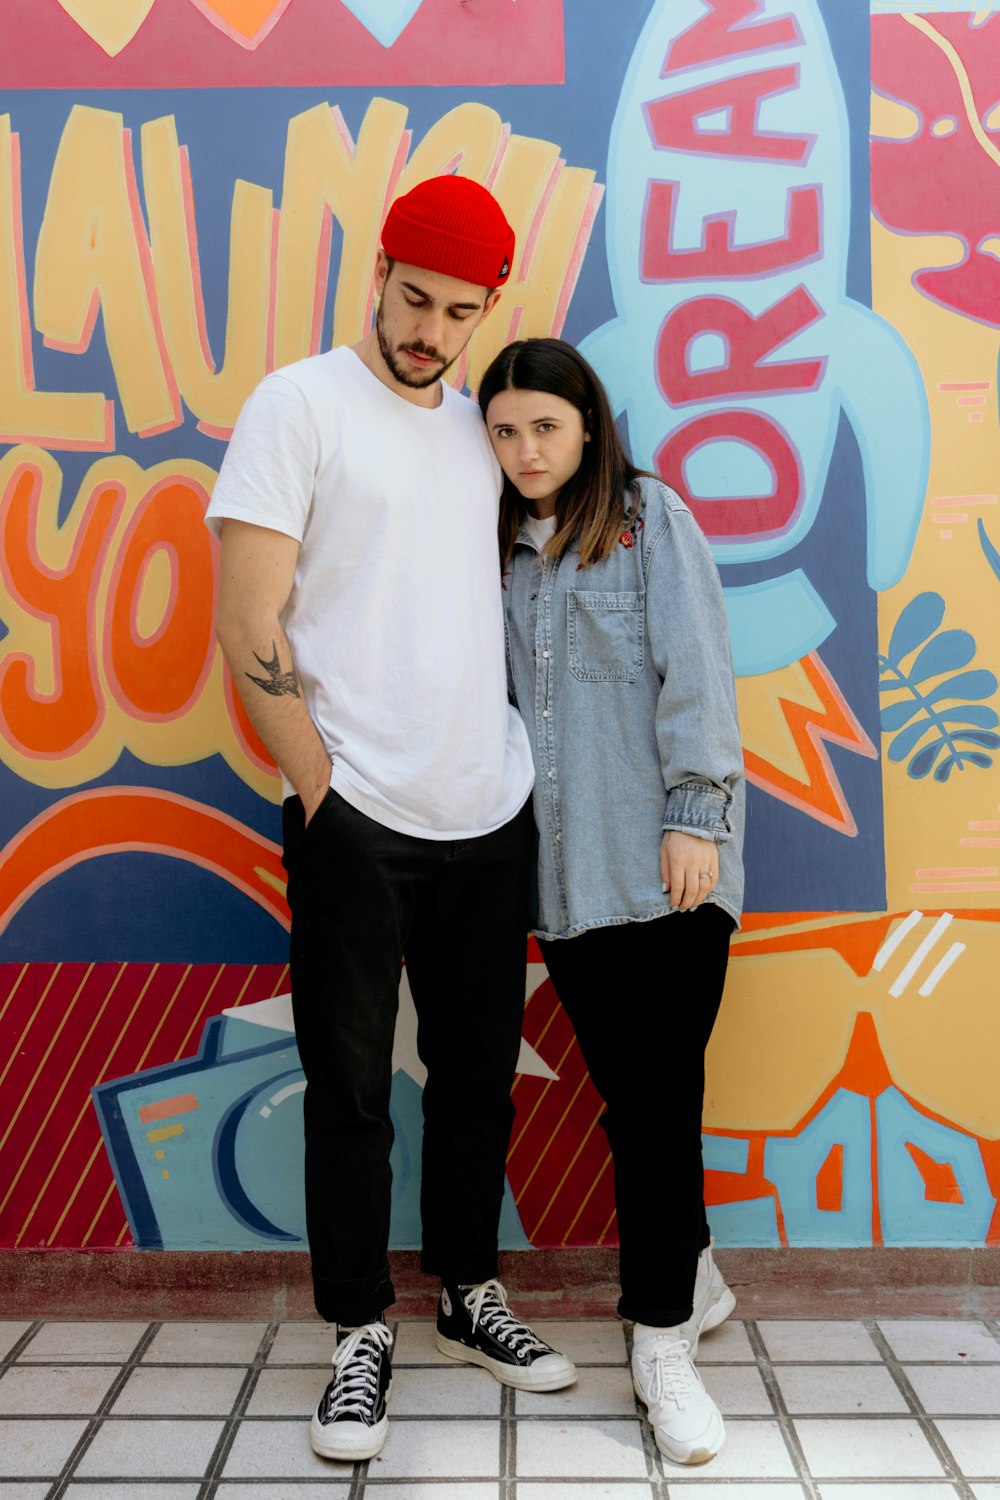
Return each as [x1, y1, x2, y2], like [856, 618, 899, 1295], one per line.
[208, 175, 575, 1464]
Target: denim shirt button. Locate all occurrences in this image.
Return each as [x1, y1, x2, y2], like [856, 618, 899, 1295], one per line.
[542, 710, 550, 718]
[547, 770, 554, 779]
[542, 650, 550, 659]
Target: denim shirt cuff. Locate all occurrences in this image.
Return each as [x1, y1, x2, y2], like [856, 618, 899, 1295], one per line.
[662, 781, 733, 842]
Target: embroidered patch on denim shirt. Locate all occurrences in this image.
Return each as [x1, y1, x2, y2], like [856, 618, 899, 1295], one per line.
[619, 502, 646, 549]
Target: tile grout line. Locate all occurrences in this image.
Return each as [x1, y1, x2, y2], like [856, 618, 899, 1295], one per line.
[501, 1379, 515, 1500]
[743, 1318, 818, 1500]
[758, 1362, 1000, 1374]
[1, 1321, 44, 1372]
[0, 1321, 53, 1500]
[865, 1319, 978, 1500]
[199, 1320, 280, 1499]
[45, 1320, 162, 1500]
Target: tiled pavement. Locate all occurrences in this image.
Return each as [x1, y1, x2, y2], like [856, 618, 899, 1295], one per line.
[2, 1315, 1000, 1497]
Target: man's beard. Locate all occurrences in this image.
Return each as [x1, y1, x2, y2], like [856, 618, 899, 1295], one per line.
[375, 300, 461, 389]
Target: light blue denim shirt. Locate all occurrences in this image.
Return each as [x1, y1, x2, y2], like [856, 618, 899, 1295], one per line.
[504, 477, 745, 939]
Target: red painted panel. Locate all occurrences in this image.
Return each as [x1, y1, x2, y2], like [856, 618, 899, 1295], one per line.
[0, 0, 565, 89]
[0, 962, 288, 1249]
[871, 13, 1000, 327]
[508, 979, 618, 1248]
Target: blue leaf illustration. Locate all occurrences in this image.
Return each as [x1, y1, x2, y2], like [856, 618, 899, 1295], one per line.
[880, 593, 1000, 783]
[888, 718, 933, 761]
[934, 748, 993, 782]
[888, 713, 1000, 764]
[880, 699, 921, 732]
[950, 730, 1000, 750]
[885, 591, 944, 667]
[908, 740, 945, 779]
[979, 519, 1000, 585]
[935, 706, 1000, 730]
[907, 630, 976, 685]
[925, 669, 999, 705]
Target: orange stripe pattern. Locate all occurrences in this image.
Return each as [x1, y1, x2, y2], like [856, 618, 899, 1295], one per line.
[507, 978, 617, 1246]
[0, 961, 288, 1248]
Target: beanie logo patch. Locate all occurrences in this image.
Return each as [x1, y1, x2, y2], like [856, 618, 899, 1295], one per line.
[499, 256, 510, 279]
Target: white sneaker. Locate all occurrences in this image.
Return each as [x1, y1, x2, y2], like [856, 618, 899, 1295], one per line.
[632, 1329, 724, 1465]
[678, 1240, 736, 1356]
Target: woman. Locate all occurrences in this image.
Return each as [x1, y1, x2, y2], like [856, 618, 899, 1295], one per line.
[478, 338, 745, 1467]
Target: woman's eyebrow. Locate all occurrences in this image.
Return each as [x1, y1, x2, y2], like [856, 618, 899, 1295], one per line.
[491, 414, 560, 428]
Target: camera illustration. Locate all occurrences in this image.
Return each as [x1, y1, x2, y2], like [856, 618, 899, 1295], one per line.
[92, 975, 535, 1251]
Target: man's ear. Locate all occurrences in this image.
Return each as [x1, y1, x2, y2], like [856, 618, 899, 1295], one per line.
[480, 289, 501, 322]
[374, 248, 390, 295]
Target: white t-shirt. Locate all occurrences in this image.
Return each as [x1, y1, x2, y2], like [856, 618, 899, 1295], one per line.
[206, 346, 534, 839]
[523, 513, 558, 551]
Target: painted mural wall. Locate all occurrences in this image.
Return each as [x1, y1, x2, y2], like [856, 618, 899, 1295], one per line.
[1, 0, 998, 1256]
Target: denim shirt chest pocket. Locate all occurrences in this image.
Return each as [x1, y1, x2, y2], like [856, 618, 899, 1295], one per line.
[567, 589, 645, 683]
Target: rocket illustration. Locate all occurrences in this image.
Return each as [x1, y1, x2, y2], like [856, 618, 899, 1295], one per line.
[580, 0, 928, 675]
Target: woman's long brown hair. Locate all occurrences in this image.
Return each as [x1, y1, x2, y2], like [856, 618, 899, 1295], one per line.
[478, 338, 651, 567]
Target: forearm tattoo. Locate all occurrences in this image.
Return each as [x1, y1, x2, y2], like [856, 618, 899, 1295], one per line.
[246, 642, 300, 698]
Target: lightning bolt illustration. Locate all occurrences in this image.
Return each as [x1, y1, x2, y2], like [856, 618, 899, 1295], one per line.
[737, 651, 878, 835]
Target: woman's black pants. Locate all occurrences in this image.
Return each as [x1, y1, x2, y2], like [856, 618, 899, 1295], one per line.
[282, 789, 534, 1328]
[539, 903, 734, 1327]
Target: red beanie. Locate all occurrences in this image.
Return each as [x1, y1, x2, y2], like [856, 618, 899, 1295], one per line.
[381, 175, 515, 288]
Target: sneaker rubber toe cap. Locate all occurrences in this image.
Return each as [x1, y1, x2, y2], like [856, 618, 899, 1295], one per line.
[310, 1411, 388, 1462]
[520, 1349, 577, 1391]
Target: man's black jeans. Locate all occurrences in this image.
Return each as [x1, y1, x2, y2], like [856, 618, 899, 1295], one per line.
[282, 787, 534, 1328]
[539, 903, 735, 1328]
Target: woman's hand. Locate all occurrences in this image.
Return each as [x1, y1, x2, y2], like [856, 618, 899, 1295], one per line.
[660, 830, 718, 911]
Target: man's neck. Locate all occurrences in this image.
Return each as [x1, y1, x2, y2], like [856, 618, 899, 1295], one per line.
[352, 332, 444, 409]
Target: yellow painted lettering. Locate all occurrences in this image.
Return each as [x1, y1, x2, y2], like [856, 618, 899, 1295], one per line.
[394, 102, 505, 193]
[468, 139, 600, 389]
[33, 105, 180, 437]
[274, 97, 408, 367]
[141, 115, 275, 436]
[0, 116, 111, 449]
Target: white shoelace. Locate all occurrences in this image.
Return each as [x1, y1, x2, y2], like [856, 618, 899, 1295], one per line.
[463, 1279, 549, 1356]
[638, 1337, 699, 1409]
[325, 1322, 393, 1419]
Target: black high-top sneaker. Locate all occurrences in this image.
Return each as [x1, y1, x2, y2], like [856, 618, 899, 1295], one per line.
[435, 1279, 576, 1391]
[310, 1319, 393, 1462]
